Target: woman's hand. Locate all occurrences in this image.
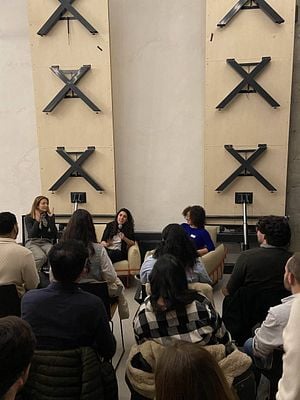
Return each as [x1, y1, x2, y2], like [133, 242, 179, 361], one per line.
[101, 240, 110, 248]
[119, 233, 134, 247]
[197, 247, 209, 256]
[48, 207, 54, 217]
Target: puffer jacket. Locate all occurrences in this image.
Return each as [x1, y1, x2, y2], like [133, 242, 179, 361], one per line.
[126, 341, 252, 399]
[22, 347, 118, 400]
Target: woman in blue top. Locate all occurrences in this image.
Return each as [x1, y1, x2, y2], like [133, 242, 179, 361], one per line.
[181, 205, 215, 256]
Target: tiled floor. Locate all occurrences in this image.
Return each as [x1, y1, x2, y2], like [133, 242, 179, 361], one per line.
[112, 274, 231, 400]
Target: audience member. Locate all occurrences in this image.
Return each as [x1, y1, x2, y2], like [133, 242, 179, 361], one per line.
[276, 256, 300, 400]
[101, 208, 135, 263]
[24, 196, 57, 271]
[244, 254, 300, 369]
[181, 205, 215, 256]
[0, 212, 39, 296]
[222, 216, 292, 344]
[61, 209, 129, 319]
[21, 240, 116, 360]
[155, 341, 236, 400]
[134, 254, 230, 346]
[140, 223, 211, 284]
[223, 216, 291, 297]
[0, 316, 36, 400]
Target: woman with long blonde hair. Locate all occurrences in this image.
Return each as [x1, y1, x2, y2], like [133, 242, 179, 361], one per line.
[25, 196, 57, 271]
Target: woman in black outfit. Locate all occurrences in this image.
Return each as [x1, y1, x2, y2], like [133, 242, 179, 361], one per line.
[101, 208, 135, 263]
[25, 195, 57, 271]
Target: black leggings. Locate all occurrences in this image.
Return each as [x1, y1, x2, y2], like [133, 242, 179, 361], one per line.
[105, 249, 126, 263]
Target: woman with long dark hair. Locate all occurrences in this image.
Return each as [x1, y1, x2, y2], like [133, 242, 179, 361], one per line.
[155, 341, 236, 400]
[140, 224, 211, 284]
[25, 195, 57, 271]
[182, 205, 215, 256]
[61, 209, 121, 288]
[101, 208, 135, 263]
[134, 254, 230, 346]
[61, 209, 128, 318]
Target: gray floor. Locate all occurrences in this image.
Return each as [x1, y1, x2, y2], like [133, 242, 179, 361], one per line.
[112, 274, 231, 400]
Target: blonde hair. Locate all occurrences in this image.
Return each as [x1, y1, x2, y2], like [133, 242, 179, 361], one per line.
[29, 196, 49, 218]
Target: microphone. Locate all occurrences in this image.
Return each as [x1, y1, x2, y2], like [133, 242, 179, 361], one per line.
[118, 224, 123, 232]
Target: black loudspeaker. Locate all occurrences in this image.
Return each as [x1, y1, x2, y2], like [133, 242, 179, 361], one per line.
[235, 192, 253, 204]
[70, 192, 87, 204]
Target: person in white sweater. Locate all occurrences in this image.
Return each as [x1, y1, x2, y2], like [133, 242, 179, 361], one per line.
[0, 212, 39, 296]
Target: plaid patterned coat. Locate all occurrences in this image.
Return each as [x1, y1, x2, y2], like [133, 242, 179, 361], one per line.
[133, 293, 230, 346]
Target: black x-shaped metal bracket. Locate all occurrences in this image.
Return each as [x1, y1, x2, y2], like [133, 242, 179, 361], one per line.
[217, 0, 284, 27]
[215, 144, 277, 192]
[43, 65, 101, 113]
[49, 147, 104, 192]
[37, 0, 98, 36]
[216, 57, 280, 110]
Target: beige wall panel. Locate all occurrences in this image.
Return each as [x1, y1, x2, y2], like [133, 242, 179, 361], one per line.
[32, 66, 113, 148]
[27, 0, 116, 215]
[205, 0, 295, 219]
[207, 0, 295, 61]
[40, 147, 115, 214]
[204, 145, 287, 216]
[28, 0, 111, 67]
[205, 60, 292, 146]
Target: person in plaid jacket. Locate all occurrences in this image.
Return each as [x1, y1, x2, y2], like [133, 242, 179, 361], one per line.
[133, 254, 230, 346]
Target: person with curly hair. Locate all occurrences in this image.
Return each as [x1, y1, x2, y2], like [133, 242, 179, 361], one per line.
[222, 216, 292, 345]
[223, 215, 292, 297]
[181, 205, 214, 256]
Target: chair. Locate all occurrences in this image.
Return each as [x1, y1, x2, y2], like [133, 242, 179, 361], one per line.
[0, 284, 20, 317]
[78, 282, 125, 370]
[94, 224, 142, 287]
[113, 242, 142, 287]
[202, 243, 227, 285]
[202, 225, 227, 285]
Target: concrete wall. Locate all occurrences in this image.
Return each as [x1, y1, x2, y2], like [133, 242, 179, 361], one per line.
[287, 0, 300, 251]
[0, 1, 41, 240]
[109, 0, 205, 231]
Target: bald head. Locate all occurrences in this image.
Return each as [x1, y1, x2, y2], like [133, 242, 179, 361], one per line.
[284, 254, 300, 293]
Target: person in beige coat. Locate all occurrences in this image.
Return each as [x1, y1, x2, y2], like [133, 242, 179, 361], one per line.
[0, 212, 39, 296]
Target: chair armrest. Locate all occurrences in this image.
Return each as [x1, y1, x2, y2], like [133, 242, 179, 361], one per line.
[202, 244, 226, 285]
[128, 242, 141, 272]
[204, 225, 218, 246]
